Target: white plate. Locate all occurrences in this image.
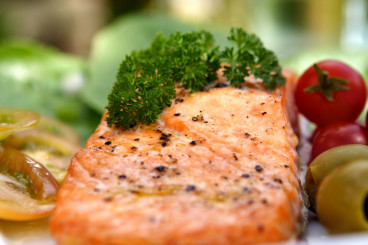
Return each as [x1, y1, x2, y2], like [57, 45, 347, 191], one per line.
[1, 216, 368, 245]
[0, 218, 55, 245]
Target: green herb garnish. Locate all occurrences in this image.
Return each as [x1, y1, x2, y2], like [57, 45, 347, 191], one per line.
[222, 28, 285, 89]
[106, 28, 284, 129]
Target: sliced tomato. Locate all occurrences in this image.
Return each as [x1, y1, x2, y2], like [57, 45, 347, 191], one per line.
[0, 146, 59, 221]
[0, 108, 40, 141]
[4, 129, 80, 184]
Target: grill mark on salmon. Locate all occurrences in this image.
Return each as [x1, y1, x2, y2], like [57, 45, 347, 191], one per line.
[50, 83, 303, 244]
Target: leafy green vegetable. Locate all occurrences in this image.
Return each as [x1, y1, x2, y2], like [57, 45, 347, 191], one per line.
[106, 27, 284, 129]
[0, 39, 101, 142]
[222, 28, 285, 89]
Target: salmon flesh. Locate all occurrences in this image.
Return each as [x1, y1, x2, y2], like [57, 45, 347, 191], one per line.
[50, 84, 303, 244]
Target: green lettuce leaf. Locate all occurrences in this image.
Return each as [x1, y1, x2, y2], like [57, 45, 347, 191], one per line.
[0, 39, 101, 142]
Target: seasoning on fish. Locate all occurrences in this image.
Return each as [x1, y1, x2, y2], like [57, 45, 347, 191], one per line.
[50, 76, 303, 244]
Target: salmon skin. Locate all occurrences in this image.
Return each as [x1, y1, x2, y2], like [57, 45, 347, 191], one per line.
[50, 84, 303, 244]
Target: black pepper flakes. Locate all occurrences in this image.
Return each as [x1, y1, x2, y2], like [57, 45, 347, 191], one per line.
[99, 136, 105, 139]
[160, 135, 168, 141]
[131, 146, 137, 150]
[154, 166, 167, 172]
[118, 174, 126, 179]
[255, 165, 264, 172]
[159, 133, 171, 147]
[233, 153, 238, 161]
[241, 173, 250, 178]
[105, 141, 112, 145]
[284, 164, 289, 168]
[244, 133, 251, 138]
[174, 113, 181, 116]
[190, 140, 197, 145]
[273, 177, 283, 184]
[192, 114, 204, 122]
[258, 225, 264, 232]
[214, 82, 229, 88]
[134, 138, 140, 141]
[175, 98, 184, 103]
[186, 185, 196, 191]
[103, 197, 113, 202]
[262, 112, 267, 116]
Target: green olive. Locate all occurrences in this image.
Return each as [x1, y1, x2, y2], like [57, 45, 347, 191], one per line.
[316, 159, 368, 234]
[0, 108, 40, 141]
[305, 144, 368, 211]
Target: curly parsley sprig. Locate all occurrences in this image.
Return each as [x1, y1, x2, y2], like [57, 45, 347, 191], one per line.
[106, 28, 285, 129]
[221, 28, 285, 89]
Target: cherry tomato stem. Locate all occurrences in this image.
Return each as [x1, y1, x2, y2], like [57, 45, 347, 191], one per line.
[295, 60, 367, 127]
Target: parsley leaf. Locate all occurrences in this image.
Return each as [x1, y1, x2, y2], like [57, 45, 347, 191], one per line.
[106, 28, 285, 129]
[221, 28, 285, 89]
[106, 55, 175, 128]
[137, 31, 220, 91]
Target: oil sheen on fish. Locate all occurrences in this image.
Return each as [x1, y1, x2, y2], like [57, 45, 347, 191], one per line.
[50, 78, 303, 244]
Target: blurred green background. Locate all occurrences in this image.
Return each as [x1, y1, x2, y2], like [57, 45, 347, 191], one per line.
[1, 0, 368, 143]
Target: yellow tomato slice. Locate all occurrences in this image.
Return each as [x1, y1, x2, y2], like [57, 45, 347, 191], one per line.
[4, 129, 80, 184]
[36, 115, 81, 146]
[0, 108, 40, 141]
[0, 173, 55, 221]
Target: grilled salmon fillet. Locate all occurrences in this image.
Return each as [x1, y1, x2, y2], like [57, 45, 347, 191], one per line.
[50, 79, 303, 244]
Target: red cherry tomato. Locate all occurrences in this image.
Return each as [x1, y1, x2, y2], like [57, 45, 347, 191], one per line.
[295, 60, 367, 127]
[311, 121, 368, 160]
[309, 126, 322, 143]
